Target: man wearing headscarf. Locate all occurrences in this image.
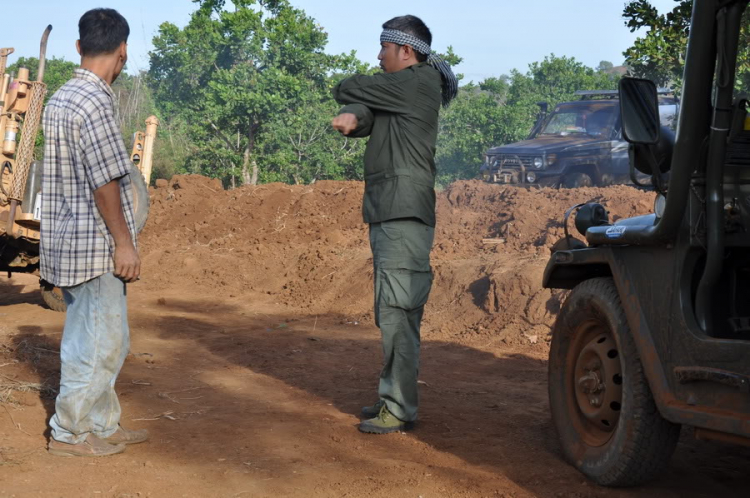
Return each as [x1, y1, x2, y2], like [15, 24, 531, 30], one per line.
[331, 14, 457, 434]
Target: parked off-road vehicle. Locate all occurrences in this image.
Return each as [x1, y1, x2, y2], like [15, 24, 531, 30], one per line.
[480, 90, 678, 187]
[543, 0, 750, 487]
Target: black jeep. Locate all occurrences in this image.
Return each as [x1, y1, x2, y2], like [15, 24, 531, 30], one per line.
[480, 90, 678, 188]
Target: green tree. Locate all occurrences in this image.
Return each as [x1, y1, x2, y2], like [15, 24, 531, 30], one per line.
[596, 60, 614, 73]
[6, 57, 78, 157]
[258, 97, 366, 184]
[435, 83, 524, 185]
[148, 0, 362, 186]
[623, 0, 750, 91]
[6, 57, 78, 104]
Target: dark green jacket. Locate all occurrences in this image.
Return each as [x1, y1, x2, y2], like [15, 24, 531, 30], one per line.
[333, 62, 442, 227]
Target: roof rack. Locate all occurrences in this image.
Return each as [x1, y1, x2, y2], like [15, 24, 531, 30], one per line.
[575, 89, 674, 100]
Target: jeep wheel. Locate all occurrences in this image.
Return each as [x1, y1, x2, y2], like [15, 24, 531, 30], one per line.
[562, 172, 593, 188]
[41, 284, 66, 312]
[129, 164, 150, 234]
[548, 278, 680, 487]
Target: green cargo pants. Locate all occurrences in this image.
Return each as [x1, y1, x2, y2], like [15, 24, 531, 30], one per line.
[369, 218, 435, 422]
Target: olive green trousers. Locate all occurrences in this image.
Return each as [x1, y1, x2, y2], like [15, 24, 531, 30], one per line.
[369, 219, 435, 422]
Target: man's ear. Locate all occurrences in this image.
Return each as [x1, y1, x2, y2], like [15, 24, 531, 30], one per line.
[401, 45, 413, 61]
[76, 40, 82, 56]
[119, 41, 127, 61]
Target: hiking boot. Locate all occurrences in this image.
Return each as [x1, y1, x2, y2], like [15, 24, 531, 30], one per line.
[359, 405, 413, 434]
[360, 399, 385, 419]
[103, 425, 149, 445]
[48, 434, 126, 457]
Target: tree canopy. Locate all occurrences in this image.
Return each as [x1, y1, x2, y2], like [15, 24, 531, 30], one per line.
[148, 0, 366, 186]
[5, 1, 632, 188]
[623, 0, 750, 91]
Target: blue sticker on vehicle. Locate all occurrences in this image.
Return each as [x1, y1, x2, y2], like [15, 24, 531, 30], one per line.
[606, 226, 627, 239]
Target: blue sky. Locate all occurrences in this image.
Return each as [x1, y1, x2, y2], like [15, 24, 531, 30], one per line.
[6, 0, 680, 82]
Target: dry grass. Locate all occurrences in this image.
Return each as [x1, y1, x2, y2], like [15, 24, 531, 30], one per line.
[0, 377, 56, 405]
[0, 340, 59, 405]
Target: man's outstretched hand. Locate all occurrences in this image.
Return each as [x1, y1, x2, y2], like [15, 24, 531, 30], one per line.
[332, 113, 358, 135]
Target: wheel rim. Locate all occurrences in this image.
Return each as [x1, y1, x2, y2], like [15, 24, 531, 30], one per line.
[568, 320, 623, 447]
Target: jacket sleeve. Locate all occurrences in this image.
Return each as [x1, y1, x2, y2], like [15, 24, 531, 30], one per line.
[338, 104, 374, 138]
[332, 71, 414, 114]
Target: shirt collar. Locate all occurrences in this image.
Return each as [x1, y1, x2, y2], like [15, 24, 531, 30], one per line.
[73, 68, 115, 101]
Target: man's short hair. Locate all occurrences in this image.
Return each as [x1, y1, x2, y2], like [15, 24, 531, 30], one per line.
[382, 15, 432, 63]
[78, 8, 130, 57]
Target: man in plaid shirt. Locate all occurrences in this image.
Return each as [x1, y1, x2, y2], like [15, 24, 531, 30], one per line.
[42, 8, 148, 457]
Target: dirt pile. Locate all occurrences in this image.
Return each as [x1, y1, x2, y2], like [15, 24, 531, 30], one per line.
[139, 176, 654, 345]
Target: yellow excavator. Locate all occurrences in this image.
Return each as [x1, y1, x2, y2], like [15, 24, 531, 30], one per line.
[0, 26, 156, 311]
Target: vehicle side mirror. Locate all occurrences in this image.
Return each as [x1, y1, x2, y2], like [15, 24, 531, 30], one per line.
[619, 77, 660, 145]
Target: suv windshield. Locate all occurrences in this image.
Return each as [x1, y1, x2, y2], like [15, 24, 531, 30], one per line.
[540, 104, 616, 138]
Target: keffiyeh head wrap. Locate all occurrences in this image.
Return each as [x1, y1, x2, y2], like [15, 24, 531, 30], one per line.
[380, 29, 458, 107]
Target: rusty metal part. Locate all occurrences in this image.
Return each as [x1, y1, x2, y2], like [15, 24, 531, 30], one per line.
[4, 27, 51, 235]
[9, 81, 46, 203]
[140, 116, 159, 185]
[567, 320, 623, 447]
[0, 159, 12, 204]
[0, 48, 13, 80]
[675, 367, 750, 393]
[36, 26, 52, 83]
[0, 233, 40, 273]
[2, 118, 19, 156]
[694, 428, 750, 447]
[0, 74, 10, 114]
[130, 131, 145, 164]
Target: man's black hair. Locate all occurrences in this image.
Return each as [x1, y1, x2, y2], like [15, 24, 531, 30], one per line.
[78, 8, 130, 57]
[382, 15, 432, 63]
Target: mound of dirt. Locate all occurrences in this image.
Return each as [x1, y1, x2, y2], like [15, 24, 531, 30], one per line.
[139, 176, 654, 345]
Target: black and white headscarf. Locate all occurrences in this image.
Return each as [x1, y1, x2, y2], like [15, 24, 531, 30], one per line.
[380, 29, 458, 107]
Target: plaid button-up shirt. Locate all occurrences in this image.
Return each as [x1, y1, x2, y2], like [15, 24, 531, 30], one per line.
[40, 68, 137, 288]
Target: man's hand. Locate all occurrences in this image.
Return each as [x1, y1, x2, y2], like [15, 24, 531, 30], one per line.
[93, 179, 141, 283]
[332, 113, 358, 135]
[114, 242, 141, 283]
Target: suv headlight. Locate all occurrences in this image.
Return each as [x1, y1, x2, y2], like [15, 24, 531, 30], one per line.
[533, 157, 544, 169]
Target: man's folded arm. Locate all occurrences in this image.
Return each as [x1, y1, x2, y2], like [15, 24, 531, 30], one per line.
[332, 71, 414, 114]
[339, 104, 375, 137]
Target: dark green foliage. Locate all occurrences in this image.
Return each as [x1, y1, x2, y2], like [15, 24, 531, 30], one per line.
[623, 0, 750, 92]
[6, 57, 78, 157]
[8, 3, 631, 188]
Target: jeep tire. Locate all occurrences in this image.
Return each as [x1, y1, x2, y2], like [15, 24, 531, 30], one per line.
[129, 164, 150, 234]
[548, 277, 681, 487]
[41, 283, 66, 312]
[562, 172, 593, 188]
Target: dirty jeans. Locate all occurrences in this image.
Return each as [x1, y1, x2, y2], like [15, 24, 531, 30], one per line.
[370, 219, 434, 422]
[50, 272, 130, 444]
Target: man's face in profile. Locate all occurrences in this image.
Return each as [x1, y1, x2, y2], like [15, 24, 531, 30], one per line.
[378, 42, 402, 73]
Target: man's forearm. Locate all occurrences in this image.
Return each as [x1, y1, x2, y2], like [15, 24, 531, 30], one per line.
[339, 104, 374, 137]
[93, 179, 132, 247]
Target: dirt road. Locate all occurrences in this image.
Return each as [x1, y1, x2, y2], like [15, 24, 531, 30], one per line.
[1, 179, 748, 497]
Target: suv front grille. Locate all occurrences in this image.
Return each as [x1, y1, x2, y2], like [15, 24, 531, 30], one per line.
[490, 154, 535, 169]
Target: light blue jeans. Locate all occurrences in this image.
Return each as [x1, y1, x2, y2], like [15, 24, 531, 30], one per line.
[50, 272, 130, 444]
